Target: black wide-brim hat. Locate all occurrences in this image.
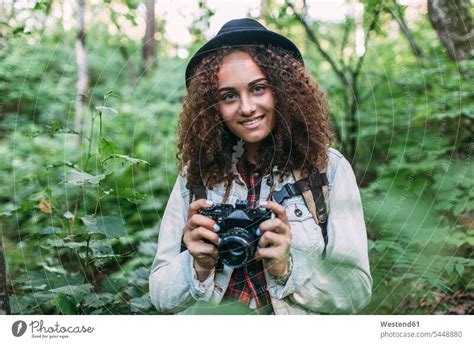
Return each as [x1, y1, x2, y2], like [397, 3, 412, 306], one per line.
[185, 18, 304, 89]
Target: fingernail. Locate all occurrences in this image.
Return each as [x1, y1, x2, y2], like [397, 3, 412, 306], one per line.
[213, 224, 220, 232]
[259, 201, 267, 207]
[255, 229, 261, 236]
[205, 200, 214, 206]
[217, 238, 222, 245]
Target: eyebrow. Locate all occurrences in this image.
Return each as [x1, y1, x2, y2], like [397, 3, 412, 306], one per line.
[217, 77, 268, 93]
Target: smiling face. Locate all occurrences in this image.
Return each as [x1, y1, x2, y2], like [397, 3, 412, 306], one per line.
[216, 51, 276, 160]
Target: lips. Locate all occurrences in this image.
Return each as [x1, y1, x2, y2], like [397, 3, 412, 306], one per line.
[240, 115, 265, 127]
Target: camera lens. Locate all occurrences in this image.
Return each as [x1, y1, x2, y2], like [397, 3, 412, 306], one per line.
[229, 245, 245, 257]
[218, 228, 257, 268]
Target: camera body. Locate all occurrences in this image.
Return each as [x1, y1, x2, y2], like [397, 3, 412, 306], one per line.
[199, 200, 271, 268]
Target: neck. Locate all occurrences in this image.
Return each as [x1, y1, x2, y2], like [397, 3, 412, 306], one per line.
[245, 142, 259, 164]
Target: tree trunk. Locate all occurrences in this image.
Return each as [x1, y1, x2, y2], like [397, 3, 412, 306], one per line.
[142, 0, 156, 74]
[0, 238, 10, 315]
[427, 0, 473, 61]
[75, 0, 89, 146]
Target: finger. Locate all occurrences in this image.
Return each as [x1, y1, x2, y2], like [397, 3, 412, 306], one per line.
[189, 214, 219, 232]
[258, 218, 287, 235]
[258, 230, 281, 248]
[188, 241, 218, 257]
[188, 199, 214, 218]
[263, 201, 288, 224]
[255, 247, 279, 260]
[190, 226, 220, 245]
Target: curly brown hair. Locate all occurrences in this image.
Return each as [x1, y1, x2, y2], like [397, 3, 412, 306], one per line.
[177, 45, 333, 189]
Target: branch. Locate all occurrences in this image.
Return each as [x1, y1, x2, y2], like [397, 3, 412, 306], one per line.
[389, 4, 423, 58]
[286, 1, 347, 85]
[338, 17, 352, 70]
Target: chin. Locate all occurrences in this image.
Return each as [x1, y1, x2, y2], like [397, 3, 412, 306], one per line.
[242, 132, 271, 143]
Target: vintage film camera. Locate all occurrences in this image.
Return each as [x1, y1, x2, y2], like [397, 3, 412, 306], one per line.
[199, 200, 271, 268]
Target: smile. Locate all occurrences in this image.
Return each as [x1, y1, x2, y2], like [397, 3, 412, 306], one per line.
[240, 115, 264, 126]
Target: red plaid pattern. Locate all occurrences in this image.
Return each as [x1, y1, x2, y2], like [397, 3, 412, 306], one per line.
[223, 159, 274, 314]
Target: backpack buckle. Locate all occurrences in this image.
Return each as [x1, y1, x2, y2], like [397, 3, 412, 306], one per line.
[272, 183, 297, 204]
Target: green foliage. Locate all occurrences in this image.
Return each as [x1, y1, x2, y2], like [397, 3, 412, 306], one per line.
[1, 23, 185, 314]
[272, 0, 473, 315]
[1, 1, 472, 315]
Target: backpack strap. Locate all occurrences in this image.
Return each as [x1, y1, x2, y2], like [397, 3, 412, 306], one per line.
[308, 169, 329, 259]
[191, 185, 207, 201]
[273, 169, 329, 259]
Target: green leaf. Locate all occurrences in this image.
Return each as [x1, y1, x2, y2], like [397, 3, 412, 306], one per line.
[53, 294, 77, 315]
[99, 137, 121, 156]
[138, 242, 157, 257]
[49, 284, 93, 302]
[89, 239, 114, 258]
[453, 201, 467, 216]
[63, 211, 74, 219]
[127, 267, 149, 287]
[40, 226, 62, 235]
[13, 271, 84, 291]
[104, 90, 119, 99]
[124, 0, 139, 10]
[130, 294, 152, 313]
[44, 238, 87, 249]
[61, 170, 108, 187]
[102, 154, 150, 173]
[95, 106, 118, 118]
[0, 203, 19, 217]
[116, 187, 148, 203]
[455, 263, 465, 276]
[83, 293, 115, 309]
[106, 154, 149, 166]
[12, 25, 26, 34]
[33, 0, 49, 10]
[101, 277, 128, 294]
[80, 215, 126, 238]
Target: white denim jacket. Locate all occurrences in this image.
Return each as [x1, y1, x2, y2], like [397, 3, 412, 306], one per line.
[149, 148, 372, 314]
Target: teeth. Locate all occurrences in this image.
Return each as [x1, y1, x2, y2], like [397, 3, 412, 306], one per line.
[241, 116, 263, 126]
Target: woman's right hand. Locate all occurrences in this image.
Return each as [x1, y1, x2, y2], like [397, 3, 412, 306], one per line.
[182, 199, 220, 281]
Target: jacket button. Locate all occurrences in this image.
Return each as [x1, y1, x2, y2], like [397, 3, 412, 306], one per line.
[266, 179, 273, 186]
[294, 208, 303, 217]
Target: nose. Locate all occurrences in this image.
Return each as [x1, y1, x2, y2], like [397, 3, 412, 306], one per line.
[240, 93, 256, 116]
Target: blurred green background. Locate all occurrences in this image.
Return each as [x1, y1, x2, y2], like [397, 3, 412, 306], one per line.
[0, 0, 472, 315]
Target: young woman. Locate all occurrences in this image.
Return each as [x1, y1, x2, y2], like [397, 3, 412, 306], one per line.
[149, 18, 372, 314]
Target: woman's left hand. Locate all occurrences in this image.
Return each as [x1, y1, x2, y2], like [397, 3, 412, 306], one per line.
[255, 201, 292, 278]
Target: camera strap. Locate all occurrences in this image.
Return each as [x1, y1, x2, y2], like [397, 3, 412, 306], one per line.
[272, 169, 329, 259]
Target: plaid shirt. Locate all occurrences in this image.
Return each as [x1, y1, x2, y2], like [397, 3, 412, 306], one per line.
[223, 159, 274, 314]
